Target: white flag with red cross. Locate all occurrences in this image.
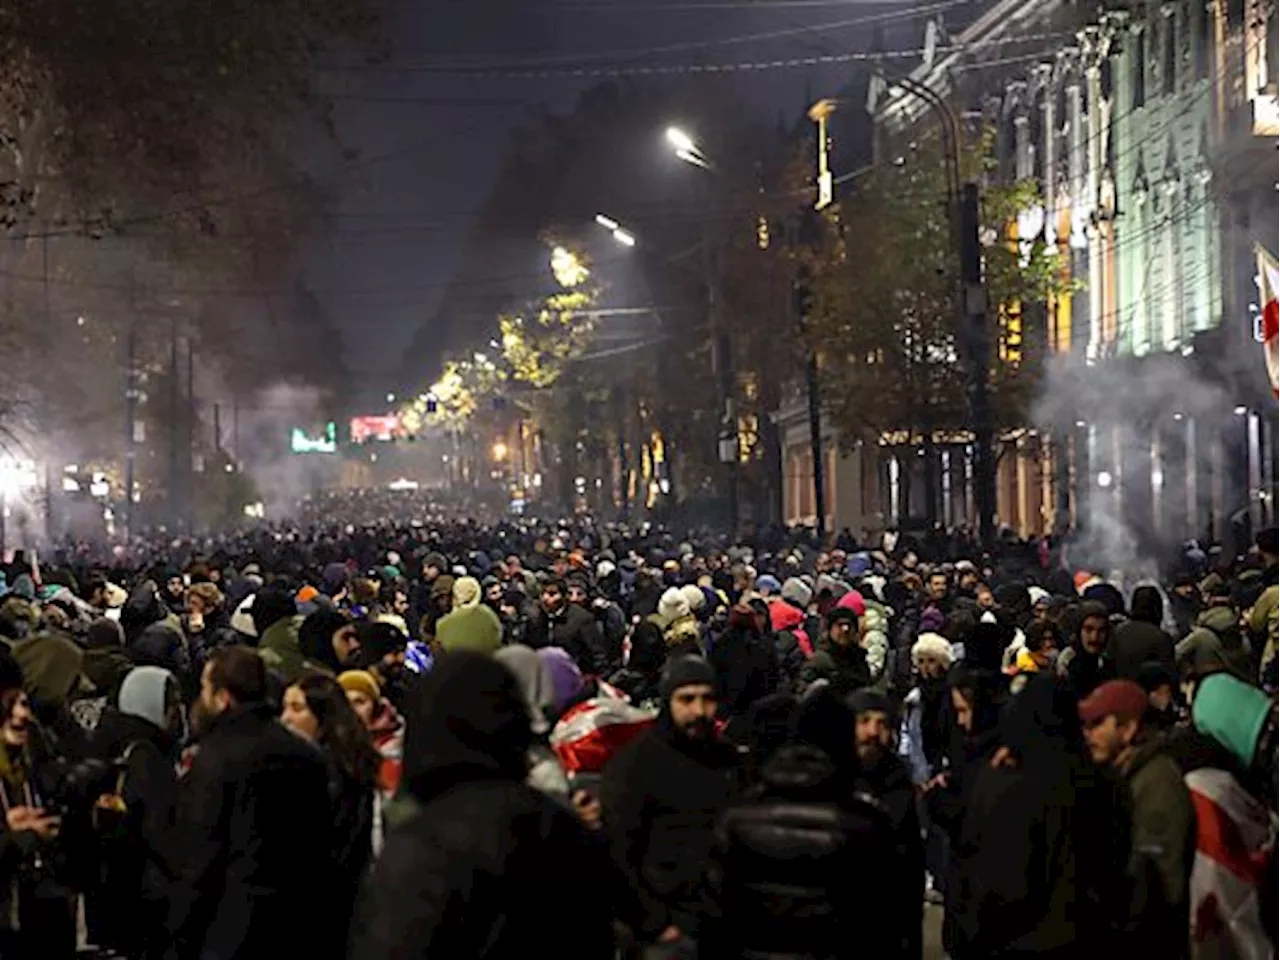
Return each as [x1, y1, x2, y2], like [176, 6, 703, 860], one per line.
[1257, 244, 1279, 398]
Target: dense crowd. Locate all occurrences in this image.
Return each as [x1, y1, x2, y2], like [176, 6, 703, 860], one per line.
[0, 496, 1275, 959]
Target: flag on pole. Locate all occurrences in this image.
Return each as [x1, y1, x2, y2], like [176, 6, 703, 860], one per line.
[1257, 243, 1279, 398]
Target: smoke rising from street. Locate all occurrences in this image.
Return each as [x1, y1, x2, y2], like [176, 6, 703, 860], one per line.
[1033, 350, 1241, 582]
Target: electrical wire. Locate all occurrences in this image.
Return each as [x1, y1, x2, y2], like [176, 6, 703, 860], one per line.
[334, 0, 969, 72]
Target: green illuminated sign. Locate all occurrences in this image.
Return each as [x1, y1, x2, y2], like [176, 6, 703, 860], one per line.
[291, 422, 337, 454]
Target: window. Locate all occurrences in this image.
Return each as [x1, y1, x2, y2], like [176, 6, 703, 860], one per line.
[1194, 0, 1209, 77]
[1164, 11, 1178, 93]
[1133, 29, 1147, 107]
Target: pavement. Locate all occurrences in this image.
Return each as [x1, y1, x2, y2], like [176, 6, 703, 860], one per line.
[924, 902, 945, 959]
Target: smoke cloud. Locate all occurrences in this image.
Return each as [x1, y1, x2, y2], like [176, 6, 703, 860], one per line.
[1033, 351, 1243, 584]
[228, 383, 335, 518]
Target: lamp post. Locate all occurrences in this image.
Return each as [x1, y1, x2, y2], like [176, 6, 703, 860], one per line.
[664, 125, 739, 536]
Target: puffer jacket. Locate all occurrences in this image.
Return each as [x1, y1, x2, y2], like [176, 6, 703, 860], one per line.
[703, 745, 901, 959]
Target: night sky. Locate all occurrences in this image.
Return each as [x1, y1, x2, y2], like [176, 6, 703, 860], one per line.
[302, 0, 937, 384]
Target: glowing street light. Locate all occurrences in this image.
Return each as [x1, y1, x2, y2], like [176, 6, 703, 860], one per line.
[665, 126, 697, 154]
[612, 228, 637, 247]
[595, 213, 619, 231]
[492, 441, 508, 461]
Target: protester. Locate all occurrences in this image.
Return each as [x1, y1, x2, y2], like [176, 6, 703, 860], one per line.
[349, 651, 616, 958]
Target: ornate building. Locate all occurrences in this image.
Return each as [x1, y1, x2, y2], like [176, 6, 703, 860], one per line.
[869, 0, 1276, 544]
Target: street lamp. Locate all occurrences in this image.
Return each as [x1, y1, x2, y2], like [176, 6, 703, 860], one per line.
[595, 214, 638, 248]
[666, 126, 711, 170]
[492, 441, 508, 461]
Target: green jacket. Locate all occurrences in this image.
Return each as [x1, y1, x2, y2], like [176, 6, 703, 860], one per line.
[1122, 735, 1195, 917]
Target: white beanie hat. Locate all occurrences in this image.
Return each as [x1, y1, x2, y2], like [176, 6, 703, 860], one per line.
[678, 583, 706, 613]
[912, 632, 954, 667]
[657, 587, 691, 628]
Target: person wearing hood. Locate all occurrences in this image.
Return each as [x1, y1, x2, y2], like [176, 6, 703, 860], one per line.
[701, 707, 902, 958]
[1168, 572, 1204, 640]
[432, 577, 504, 657]
[0, 649, 78, 958]
[768, 595, 812, 693]
[252, 587, 308, 685]
[130, 619, 195, 705]
[80, 618, 135, 703]
[167, 646, 333, 960]
[1056, 601, 1116, 699]
[922, 667, 1003, 955]
[297, 607, 360, 677]
[494, 644, 571, 802]
[119, 580, 179, 647]
[1109, 585, 1176, 681]
[801, 606, 871, 698]
[948, 674, 1130, 958]
[84, 665, 185, 957]
[608, 618, 666, 710]
[349, 650, 616, 960]
[600, 655, 740, 950]
[1176, 604, 1252, 681]
[707, 604, 778, 738]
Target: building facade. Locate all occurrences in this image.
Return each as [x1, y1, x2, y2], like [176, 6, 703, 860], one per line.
[862, 0, 1277, 545]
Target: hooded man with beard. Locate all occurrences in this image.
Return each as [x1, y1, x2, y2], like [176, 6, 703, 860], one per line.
[601, 655, 740, 952]
[350, 651, 615, 959]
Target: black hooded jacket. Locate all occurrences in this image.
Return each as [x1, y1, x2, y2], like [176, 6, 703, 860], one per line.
[350, 651, 615, 960]
[1109, 586, 1175, 680]
[948, 676, 1131, 958]
[703, 744, 902, 959]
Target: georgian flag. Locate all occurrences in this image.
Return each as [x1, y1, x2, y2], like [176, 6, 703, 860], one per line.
[1257, 244, 1279, 398]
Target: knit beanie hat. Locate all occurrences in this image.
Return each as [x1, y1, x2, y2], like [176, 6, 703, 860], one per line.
[678, 584, 707, 614]
[1193, 672, 1273, 770]
[659, 654, 717, 699]
[912, 632, 954, 667]
[781, 577, 813, 609]
[435, 604, 503, 656]
[657, 587, 691, 628]
[338, 670, 382, 703]
[452, 576, 483, 610]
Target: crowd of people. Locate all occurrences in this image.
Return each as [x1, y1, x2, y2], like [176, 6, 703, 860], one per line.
[0, 499, 1274, 959]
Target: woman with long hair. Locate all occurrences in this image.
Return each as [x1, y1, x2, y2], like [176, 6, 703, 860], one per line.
[282, 674, 380, 957]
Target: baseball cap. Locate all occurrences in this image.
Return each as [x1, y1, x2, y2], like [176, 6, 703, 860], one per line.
[1078, 680, 1148, 726]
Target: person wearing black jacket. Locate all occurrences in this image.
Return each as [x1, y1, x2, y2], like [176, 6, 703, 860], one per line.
[600, 655, 740, 950]
[529, 577, 609, 675]
[349, 650, 615, 959]
[1109, 586, 1176, 681]
[702, 743, 901, 958]
[166, 646, 333, 960]
[85, 665, 184, 959]
[948, 675, 1131, 959]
